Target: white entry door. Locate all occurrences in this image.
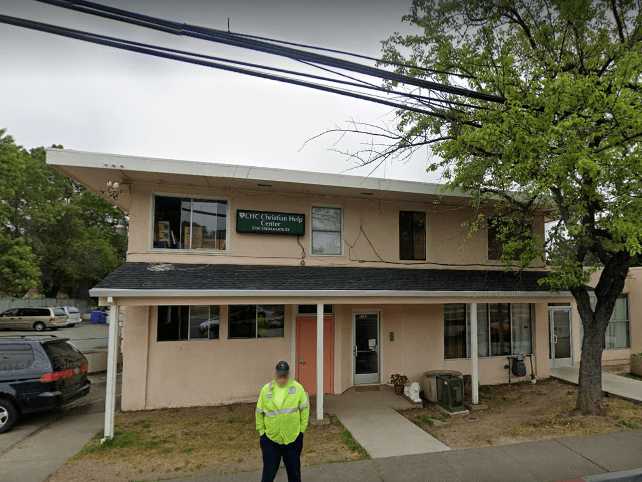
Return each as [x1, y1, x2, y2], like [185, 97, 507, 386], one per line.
[353, 312, 380, 384]
[549, 306, 573, 367]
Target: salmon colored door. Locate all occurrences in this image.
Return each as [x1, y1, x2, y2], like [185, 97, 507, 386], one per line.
[295, 316, 334, 395]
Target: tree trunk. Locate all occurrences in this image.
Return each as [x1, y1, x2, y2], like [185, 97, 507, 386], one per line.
[573, 253, 630, 415]
[576, 320, 606, 415]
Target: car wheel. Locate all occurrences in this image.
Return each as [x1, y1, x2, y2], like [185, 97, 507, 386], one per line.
[0, 398, 18, 434]
[33, 322, 46, 332]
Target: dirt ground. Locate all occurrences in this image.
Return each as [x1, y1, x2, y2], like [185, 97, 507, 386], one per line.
[401, 379, 642, 449]
[49, 404, 366, 482]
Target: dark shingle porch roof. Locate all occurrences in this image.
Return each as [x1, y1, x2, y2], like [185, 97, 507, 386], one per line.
[90, 263, 568, 298]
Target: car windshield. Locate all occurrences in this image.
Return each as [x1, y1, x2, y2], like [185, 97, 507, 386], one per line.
[67, 307, 80, 313]
[53, 308, 66, 316]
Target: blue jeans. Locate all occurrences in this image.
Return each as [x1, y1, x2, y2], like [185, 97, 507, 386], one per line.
[260, 433, 303, 482]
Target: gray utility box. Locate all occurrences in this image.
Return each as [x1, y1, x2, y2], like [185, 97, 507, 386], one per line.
[421, 370, 463, 403]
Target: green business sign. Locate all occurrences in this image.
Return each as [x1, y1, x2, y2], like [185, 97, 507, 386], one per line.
[236, 209, 305, 235]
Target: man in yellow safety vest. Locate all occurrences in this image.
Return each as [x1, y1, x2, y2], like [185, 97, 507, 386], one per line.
[256, 360, 309, 482]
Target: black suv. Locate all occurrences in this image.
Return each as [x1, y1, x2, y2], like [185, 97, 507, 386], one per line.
[0, 336, 91, 433]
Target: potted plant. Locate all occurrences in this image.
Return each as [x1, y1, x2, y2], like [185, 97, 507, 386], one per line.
[632, 353, 642, 377]
[390, 374, 409, 395]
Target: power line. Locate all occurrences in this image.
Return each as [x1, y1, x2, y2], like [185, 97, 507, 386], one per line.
[35, 0, 505, 104]
[0, 14, 464, 119]
[0, 11, 469, 109]
[224, 31, 475, 79]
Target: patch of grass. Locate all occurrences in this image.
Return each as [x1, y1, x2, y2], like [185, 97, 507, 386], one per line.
[54, 403, 367, 482]
[339, 428, 369, 459]
[616, 419, 642, 429]
[399, 379, 642, 450]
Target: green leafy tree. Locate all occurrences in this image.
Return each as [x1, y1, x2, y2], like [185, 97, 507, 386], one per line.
[0, 130, 127, 298]
[332, 1, 641, 414]
[0, 235, 40, 297]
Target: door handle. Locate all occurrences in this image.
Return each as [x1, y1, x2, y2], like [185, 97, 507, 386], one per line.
[553, 334, 558, 344]
[298, 360, 306, 365]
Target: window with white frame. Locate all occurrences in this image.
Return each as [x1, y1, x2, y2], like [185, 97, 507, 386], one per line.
[605, 296, 630, 349]
[228, 305, 285, 339]
[153, 195, 228, 250]
[157, 305, 220, 341]
[311, 207, 342, 255]
[444, 303, 533, 359]
[587, 294, 630, 349]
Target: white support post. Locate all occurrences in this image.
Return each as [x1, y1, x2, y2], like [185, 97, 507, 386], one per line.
[102, 299, 120, 442]
[470, 302, 479, 405]
[316, 303, 324, 421]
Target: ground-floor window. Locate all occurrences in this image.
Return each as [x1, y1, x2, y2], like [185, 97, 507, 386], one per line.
[444, 303, 533, 359]
[228, 305, 285, 339]
[605, 296, 630, 349]
[585, 294, 631, 350]
[157, 305, 220, 341]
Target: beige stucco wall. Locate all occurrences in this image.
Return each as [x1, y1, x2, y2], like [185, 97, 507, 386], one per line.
[121, 301, 553, 411]
[124, 181, 546, 269]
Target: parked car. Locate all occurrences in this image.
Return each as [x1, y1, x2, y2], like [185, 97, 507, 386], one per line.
[0, 307, 68, 332]
[0, 335, 90, 433]
[57, 306, 82, 327]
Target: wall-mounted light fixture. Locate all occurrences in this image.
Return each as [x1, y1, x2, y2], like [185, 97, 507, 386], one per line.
[104, 179, 121, 201]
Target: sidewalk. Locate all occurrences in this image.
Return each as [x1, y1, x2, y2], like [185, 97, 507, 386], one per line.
[171, 429, 642, 482]
[325, 386, 449, 458]
[552, 367, 642, 402]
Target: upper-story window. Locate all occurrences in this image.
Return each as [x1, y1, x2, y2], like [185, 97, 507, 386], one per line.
[399, 211, 426, 260]
[311, 207, 342, 255]
[487, 220, 502, 260]
[153, 195, 228, 250]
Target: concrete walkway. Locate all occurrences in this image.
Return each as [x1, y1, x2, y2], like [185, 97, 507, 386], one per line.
[324, 386, 449, 458]
[172, 429, 642, 482]
[552, 366, 642, 402]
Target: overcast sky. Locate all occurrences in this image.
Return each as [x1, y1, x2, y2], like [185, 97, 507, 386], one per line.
[0, 0, 440, 182]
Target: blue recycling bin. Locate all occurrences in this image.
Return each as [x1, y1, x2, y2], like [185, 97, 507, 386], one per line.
[90, 309, 107, 324]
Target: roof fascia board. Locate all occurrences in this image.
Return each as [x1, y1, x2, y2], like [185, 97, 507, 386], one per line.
[89, 288, 570, 298]
[46, 148, 468, 199]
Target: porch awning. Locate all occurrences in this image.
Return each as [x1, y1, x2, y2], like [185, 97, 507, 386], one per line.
[89, 262, 570, 299]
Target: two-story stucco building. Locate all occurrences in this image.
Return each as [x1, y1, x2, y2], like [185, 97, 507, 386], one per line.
[46, 148, 641, 438]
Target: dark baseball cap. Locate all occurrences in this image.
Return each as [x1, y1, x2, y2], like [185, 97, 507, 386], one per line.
[275, 360, 290, 375]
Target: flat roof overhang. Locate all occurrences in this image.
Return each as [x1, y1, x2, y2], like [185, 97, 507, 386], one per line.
[46, 148, 475, 208]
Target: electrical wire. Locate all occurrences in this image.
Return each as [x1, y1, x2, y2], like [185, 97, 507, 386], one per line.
[0, 14, 459, 118]
[0, 12, 474, 109]
[35, 0, 506, 104]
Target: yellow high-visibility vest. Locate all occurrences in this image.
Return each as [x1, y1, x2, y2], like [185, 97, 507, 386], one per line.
[256, 379, 309, 445]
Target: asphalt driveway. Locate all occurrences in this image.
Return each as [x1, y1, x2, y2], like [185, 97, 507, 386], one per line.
[0, 373, 115, 482]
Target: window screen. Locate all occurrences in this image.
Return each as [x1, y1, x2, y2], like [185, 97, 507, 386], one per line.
[311, 207, 342, 255]
[605, 296, 629, 349]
